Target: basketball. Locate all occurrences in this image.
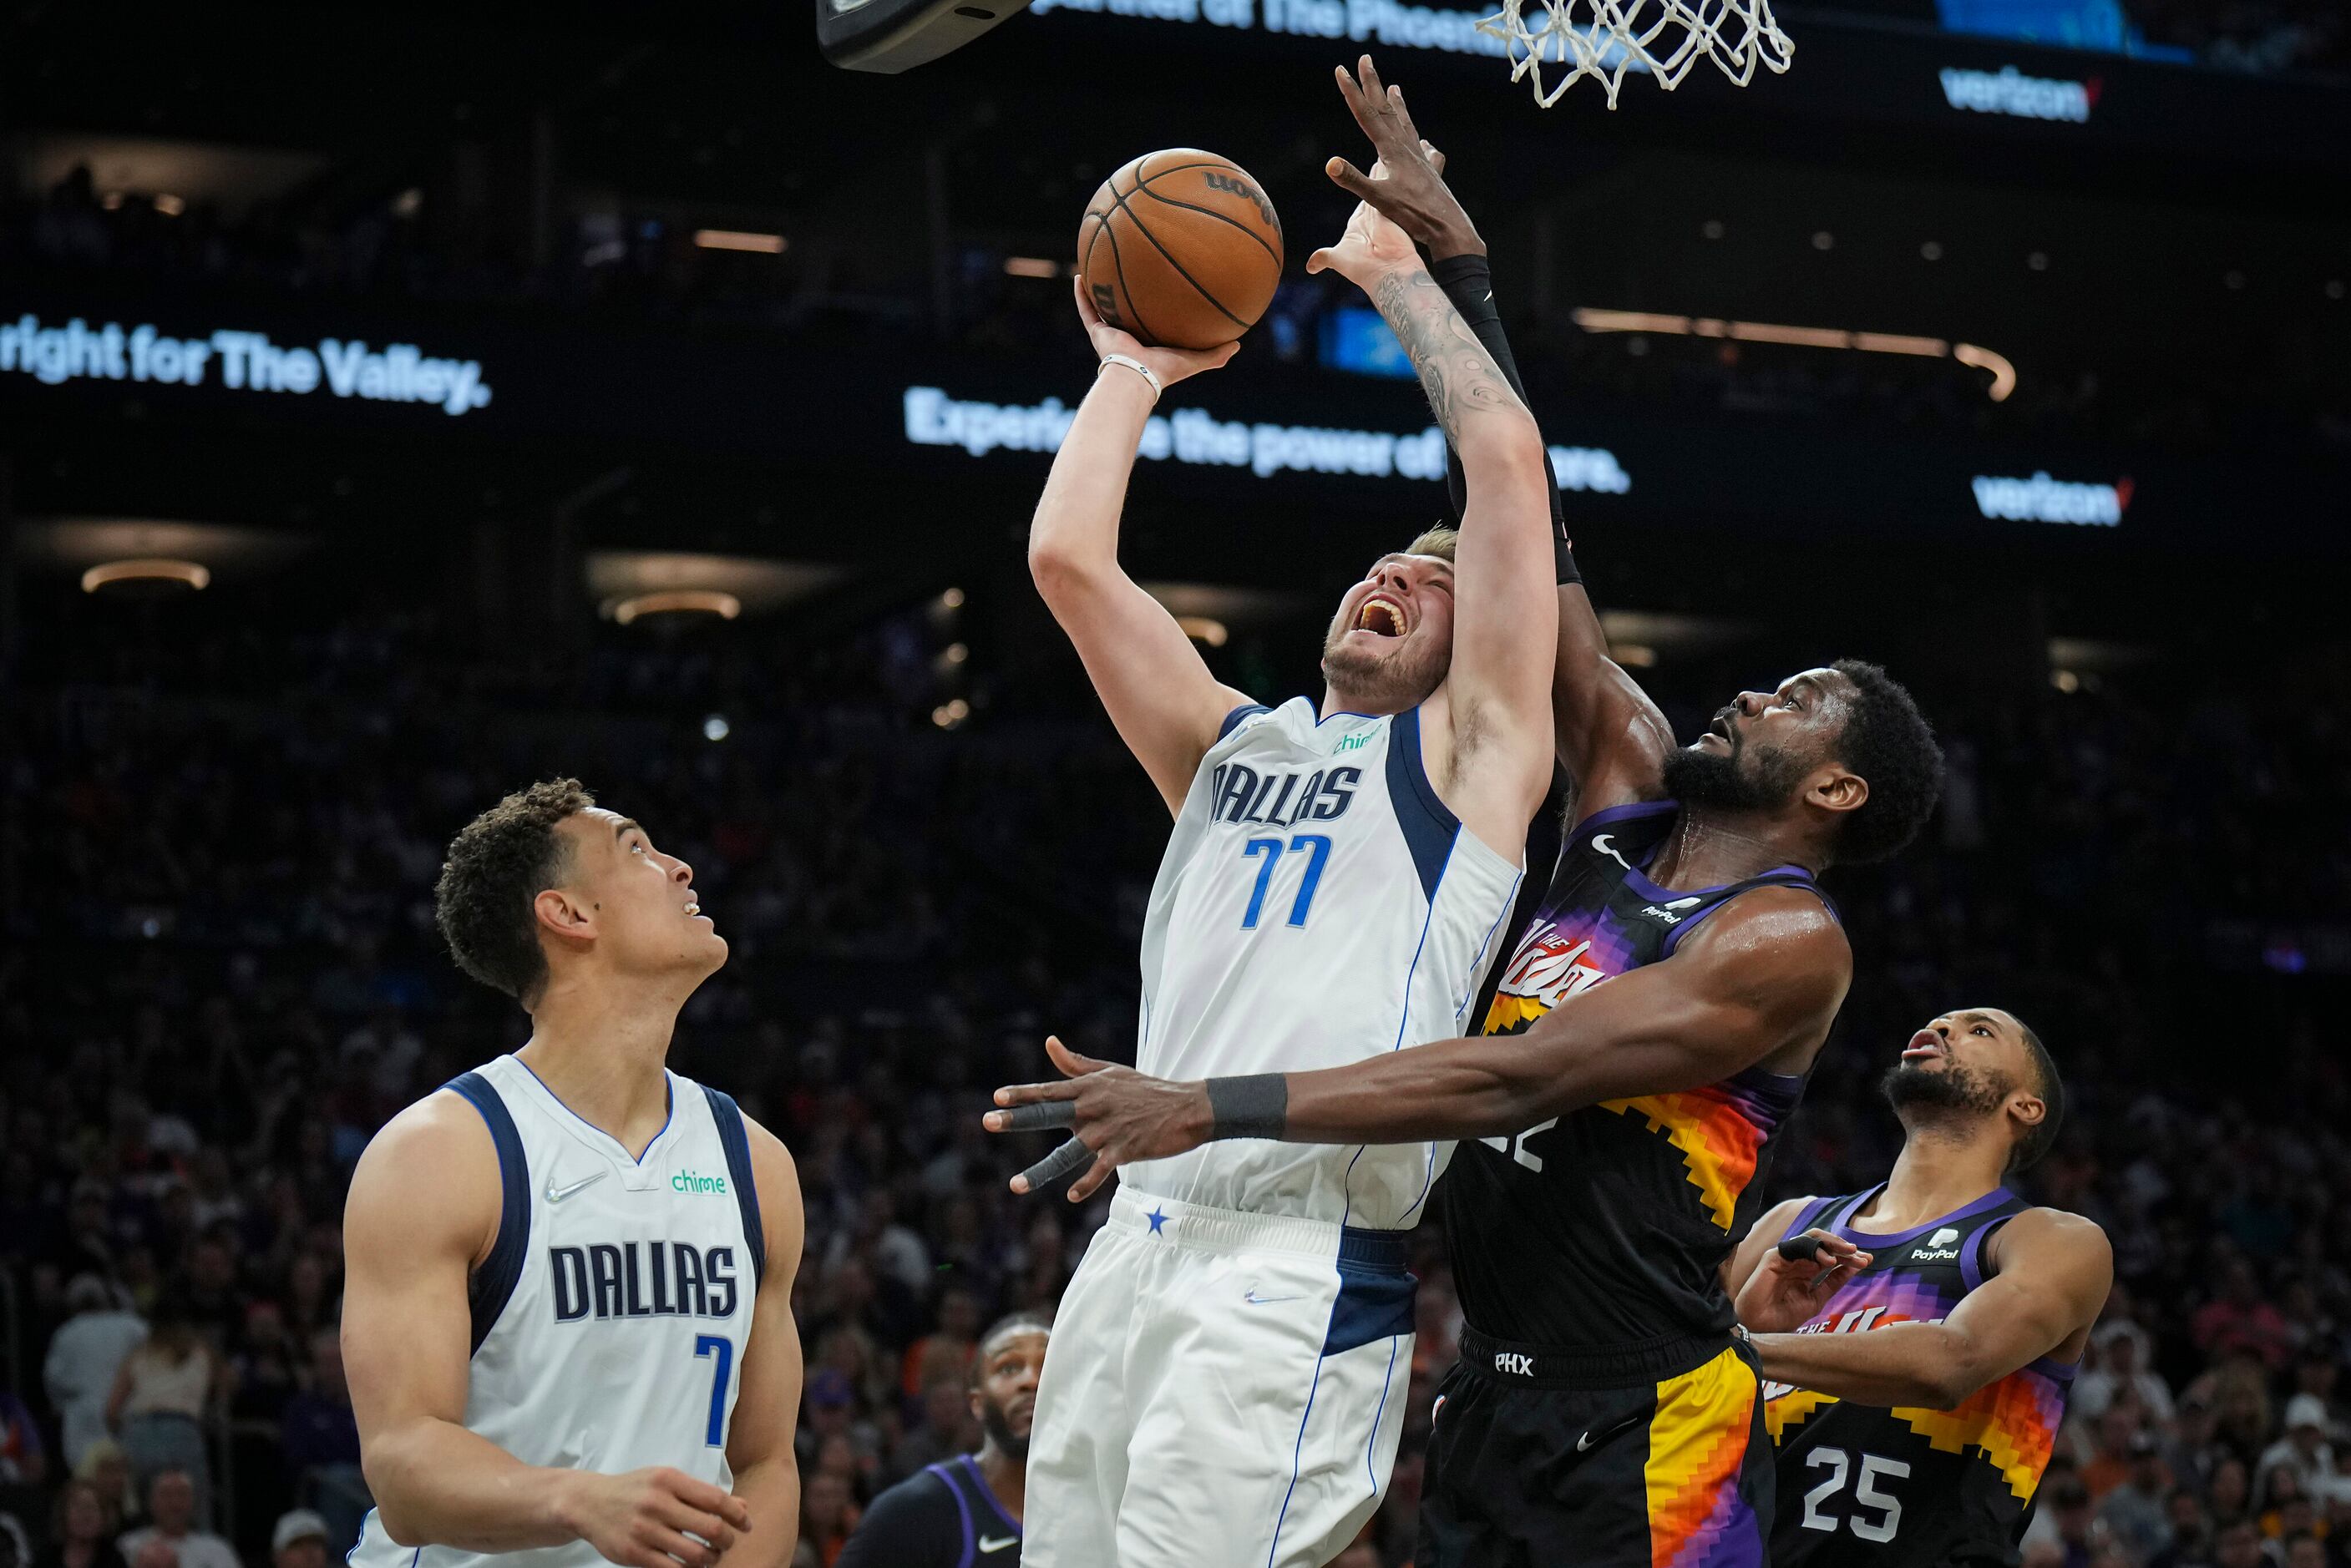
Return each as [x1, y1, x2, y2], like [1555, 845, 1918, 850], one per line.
[1077, 149, 1284, 352]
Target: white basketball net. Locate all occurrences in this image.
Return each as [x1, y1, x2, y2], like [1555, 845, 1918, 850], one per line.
[1475, 0, 1793, 109]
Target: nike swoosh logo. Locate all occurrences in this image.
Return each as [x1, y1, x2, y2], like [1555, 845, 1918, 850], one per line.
[1243, 1292, 1304, 1305]
[977, 1534, 1017, 1553]
[545, 1170, 609, 1204]
[1576, 1412, 1644, 1453]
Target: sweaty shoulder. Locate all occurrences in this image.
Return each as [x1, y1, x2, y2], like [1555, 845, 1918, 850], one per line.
[346, 1086, 504, 1271]
[1670, 883, 1850, 979]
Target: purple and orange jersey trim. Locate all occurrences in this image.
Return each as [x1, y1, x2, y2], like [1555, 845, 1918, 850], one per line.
[1599, 1076, 1790, 1232]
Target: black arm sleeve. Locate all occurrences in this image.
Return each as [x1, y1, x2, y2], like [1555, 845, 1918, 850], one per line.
[1430, 254, 1577, 583]
[835, 1474, 967, 1568]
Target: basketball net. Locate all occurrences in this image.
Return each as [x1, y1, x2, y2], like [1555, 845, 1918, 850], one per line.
[1475, 0, 1793, 108]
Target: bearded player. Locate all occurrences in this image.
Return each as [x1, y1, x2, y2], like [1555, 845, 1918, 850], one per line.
[1726, 1009, 2110, 1566]
[987, 58, 1948, 1568]
[1011, 59, 1559, 1568]
[343, 781, 804, 1568]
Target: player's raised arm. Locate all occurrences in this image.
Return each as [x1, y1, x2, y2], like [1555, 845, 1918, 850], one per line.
[717, 1120, 805, 1568]
[345, 1097, 752, 1566]
[1324, 56, 1673, 812]
[988, 886, 1847, 1199]
[1027, 281, 1252, 816]
[1743, 1209, 2111, 1409]
[1314, 65, 1553, 842]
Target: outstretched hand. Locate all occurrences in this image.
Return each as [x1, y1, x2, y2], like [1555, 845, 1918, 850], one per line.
[1735, 1228, 1873, 1333]
[985, 1036, 1216, 1203]
[1072, 276, 1237, 387]
[1322, 54, 1484, 261]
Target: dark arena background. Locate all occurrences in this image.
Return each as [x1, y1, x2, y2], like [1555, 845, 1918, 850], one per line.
[3, 1, 2348, 1565]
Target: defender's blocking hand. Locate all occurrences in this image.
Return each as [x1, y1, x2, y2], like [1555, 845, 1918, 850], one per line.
[1323, 54, 1484, 260]
[986, 1036, 1217, 1203]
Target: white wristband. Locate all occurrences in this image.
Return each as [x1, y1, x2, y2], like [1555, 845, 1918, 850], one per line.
[1098, 353, 1163, 406]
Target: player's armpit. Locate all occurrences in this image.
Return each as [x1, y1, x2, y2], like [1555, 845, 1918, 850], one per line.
[719, 1120, 806, 1568]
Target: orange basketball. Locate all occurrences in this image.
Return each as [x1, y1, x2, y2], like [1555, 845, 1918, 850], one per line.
[1077, 149, 1284, 352]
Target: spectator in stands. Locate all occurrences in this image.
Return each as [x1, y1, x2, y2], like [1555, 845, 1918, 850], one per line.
[104, 1297, 217, 1524]
[2148, 1486, 2212, 1568]
[45, 1279, 145, 1470]
[2197, 1259, 2298, 1371]
[114, 1473, 234, 1568]
[0, 1390, 47, 1487]
[793, 1470, 859, 1568]
[268, 1510, 330, 1568]
[2212, 1519, 2266, 1568]
[65, 1447, 129, 1537]
[2100, 1428, 2177, 1560]
[2080, 1320, 2179, 1423]
[2257, 1395, 2338, 1506]
[31, 1481, 125, 1568]
[278, 1329, 366, 1552]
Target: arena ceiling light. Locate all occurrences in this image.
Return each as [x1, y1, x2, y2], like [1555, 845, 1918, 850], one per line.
[80, 558, 210, 594]
[693, 229, 788, 254]
[1572, 308, 2019, 403]
[608, 589, 742, 625]
[587, 550, 843, 624]
[1003, 257, 1066, 278]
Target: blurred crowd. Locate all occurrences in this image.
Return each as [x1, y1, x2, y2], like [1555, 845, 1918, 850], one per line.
[1, 599, 2348, 1568]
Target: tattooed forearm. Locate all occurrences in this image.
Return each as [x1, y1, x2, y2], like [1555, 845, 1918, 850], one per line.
[1368, 266, 1530, 446]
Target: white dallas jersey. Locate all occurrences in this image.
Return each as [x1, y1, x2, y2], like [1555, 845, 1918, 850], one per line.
[349, 1054, 765, 1568]
[1124, 697, 1523, 1231]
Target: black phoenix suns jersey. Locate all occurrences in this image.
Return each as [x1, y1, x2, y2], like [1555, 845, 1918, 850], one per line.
[1439, 799, 1832, 1348]
[1766, 1187, 2079, 1568]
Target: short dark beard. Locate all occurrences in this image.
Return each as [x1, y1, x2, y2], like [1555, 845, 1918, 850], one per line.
[1660, 735, 1809, 815]
[1880, 1059, 2006, 1121]
[978, 1394, 1028, 1462]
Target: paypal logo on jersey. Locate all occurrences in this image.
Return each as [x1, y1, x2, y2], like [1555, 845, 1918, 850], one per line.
[1207, 763, 1360, 827]
[549, 1242, 738, 1323]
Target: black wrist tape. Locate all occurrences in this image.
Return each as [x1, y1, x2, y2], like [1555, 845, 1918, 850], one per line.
[1556, 537, 1582, 585]
[1204, 1074, 1288, 1141]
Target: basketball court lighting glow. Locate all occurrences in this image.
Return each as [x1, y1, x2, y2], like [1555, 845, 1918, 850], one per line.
[941, 586, 966, 609]
[1177, 615, 1229, 647]
[1573, 309, 2017, 402]
[692, 230, 788, 254]
[1003, 257, 1063, 278]
[154, 194, 185, 216]
[82, 558, 210, 592]
[608, 589, 742, 625]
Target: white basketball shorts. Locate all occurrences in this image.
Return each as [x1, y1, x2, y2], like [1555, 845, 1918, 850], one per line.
[1023, 1186, 1418, 1568]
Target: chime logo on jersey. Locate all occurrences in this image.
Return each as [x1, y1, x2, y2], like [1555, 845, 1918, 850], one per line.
[1206, 762, 1360, 827]
[548, 1242, 739, 1323]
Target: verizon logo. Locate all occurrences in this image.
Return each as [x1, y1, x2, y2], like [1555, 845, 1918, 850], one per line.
[1939, 65, 2100, 123]
[1971, 472, 2131, 527]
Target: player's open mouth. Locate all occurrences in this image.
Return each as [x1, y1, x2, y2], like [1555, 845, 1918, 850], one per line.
[1902, 1029, 1945, 1061]
[685, 896, 705, 919]
[1355, 594, 1406, 638]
